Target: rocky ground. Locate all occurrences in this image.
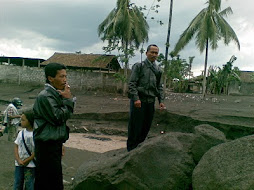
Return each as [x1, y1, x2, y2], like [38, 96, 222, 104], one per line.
[0, 83, 254, 189]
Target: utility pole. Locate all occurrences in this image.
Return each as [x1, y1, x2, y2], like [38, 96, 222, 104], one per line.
[163, 0, 174, 93]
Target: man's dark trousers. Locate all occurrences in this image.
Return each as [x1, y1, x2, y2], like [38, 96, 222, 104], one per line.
[127, 100, 155, 151]
[34, 141, 63, 190]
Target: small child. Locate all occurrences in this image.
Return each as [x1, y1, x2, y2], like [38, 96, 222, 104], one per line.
[13, 110, 35, 190]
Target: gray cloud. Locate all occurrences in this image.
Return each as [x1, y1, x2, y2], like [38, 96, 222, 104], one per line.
[1, 0, 115, 52]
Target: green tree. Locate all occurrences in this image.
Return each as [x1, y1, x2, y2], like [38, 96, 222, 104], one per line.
[220, 56, 240, 94]
[207, 55, 240, 94]
[139, 0, 163, 62]
[168, 55, 190, 93]
[207, 66, 222, 94]
[172, 0, 240, 98]
[98, 0, 149, 94]
[157, 53, 191, 89]
[167, 55, 189, 81]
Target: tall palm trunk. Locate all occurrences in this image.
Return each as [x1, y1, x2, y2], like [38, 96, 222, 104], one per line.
[123, 41, 129, 95]
[163, 0, 173, 93]
[123, 58, 128, 95]
[202, 38, 209, 98]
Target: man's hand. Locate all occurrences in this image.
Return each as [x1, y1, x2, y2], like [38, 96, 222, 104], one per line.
[134, 100, 141, 108]
[57, 84, 72, 99]
[159, 103, 166, 110]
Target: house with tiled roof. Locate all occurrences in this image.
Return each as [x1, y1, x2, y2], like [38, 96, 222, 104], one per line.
[41, 52, 121, 72]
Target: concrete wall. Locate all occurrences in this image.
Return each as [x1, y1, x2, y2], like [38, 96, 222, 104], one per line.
[228, 81, 254, 96]
[240, 71, 254, 83]
[0, 65, 122, 92]
[239, 82, 254, 95]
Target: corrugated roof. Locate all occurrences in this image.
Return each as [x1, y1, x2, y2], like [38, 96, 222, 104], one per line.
[41, 52, 119, 70]
[0, 56, 45, 67]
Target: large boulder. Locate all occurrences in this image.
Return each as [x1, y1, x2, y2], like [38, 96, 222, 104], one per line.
[73, 132, 195, 190]
[193, 135, 254, 190]
[191, 124, 227, 163]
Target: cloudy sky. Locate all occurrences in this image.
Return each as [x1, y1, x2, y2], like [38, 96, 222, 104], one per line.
[1, 0, 253, 76]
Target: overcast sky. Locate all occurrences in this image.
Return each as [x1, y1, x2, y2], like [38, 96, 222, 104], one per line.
[1, 0, 253, 76]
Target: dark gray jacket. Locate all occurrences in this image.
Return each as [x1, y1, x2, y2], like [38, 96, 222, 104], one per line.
[33, 84, 74, 142]
[128, 59, 164, 103]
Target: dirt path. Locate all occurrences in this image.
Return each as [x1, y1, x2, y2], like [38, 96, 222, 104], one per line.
[1, 83, 253, 128]
[1, 83, 254, 189]
[64, 133, 127, 153]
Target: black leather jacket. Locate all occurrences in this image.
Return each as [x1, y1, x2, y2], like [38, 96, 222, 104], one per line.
[33, 84, 74, 142]
[128, 59, 164, 103]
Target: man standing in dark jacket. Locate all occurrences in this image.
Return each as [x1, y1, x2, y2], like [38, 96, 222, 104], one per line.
[127, 44, 165, 151]
[33, 63, 74, 190]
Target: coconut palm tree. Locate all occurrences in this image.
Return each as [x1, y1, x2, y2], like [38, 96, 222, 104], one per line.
[98, 0, 149, 94]
[172, 0, 240, 97]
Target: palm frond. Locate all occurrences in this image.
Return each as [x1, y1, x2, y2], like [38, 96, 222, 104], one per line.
[208, 12, 221, 49]
[231, 71, 241, 81]
[98, 9, 116, 37]
[98, 0, 149, 53]
[195, 11, 210, 52]
[219, 7, 233, 17]
[214, 13, 240, 50]
[173, 9, 207, 55]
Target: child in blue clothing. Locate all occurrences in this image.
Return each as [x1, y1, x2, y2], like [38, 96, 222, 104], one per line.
[13, 110, 35, 190]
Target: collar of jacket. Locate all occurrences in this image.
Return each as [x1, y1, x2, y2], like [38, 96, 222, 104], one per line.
[44, 83, 61, 97]
[45, 83, 56, 90]
[145, 58, 155, 68]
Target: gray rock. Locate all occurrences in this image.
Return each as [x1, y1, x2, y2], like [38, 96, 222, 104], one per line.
[192, 135, 254, 190]
[234, 99, 242, 103]
[191, 124, 227, 163]
[73, 132, 195, 190]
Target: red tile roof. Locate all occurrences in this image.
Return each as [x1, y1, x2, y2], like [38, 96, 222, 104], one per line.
[41, 52, 120, 71]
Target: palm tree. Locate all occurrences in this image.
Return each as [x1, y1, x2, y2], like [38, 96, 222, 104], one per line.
[98, 0, 149, 94]
[172, 0, 240, 98]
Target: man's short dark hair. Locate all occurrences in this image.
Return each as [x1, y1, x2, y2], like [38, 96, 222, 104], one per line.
[147, 44, 158, 52]
[44, 63, 66, 83]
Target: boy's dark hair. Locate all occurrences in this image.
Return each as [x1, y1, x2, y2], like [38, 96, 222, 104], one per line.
[147, 44, 158, 52]
[23, 110, 34, 128]
[44, 63, 67, 83]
